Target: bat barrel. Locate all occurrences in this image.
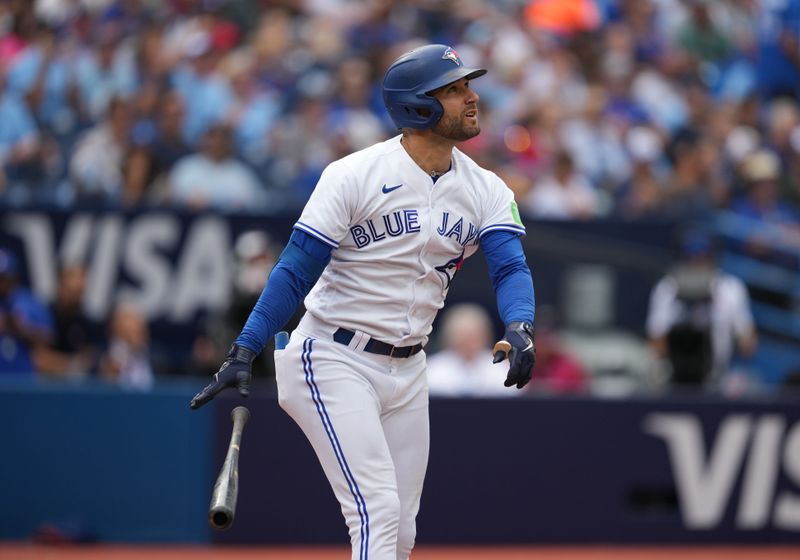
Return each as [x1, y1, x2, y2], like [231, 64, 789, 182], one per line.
[208, 406, 250, 530]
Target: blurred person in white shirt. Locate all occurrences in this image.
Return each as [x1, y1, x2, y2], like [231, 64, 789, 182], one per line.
[521, 151, 603, 219]
[426, 303, 518, 398]
[168, 123, 263, 212]
[69, 97, 132, 204]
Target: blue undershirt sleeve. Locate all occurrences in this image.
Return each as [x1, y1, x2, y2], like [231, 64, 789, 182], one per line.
[480, 230, 535, 326]
[235, 229, 333, 353]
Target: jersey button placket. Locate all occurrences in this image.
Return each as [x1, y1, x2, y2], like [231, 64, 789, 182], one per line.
[408, 182, 436, 339]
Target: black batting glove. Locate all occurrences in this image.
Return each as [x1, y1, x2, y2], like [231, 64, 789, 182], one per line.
[190, 343, 256, 410]
[492, 321, 536, 389]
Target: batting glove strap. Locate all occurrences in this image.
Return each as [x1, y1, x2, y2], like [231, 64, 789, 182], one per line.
[506, 321, 534, 343]
[226, 343, 257, 365]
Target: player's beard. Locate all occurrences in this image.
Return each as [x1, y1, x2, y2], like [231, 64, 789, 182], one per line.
[433, 110, 480, 141]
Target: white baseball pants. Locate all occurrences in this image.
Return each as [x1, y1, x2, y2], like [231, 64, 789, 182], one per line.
[274, 313, 430, 560]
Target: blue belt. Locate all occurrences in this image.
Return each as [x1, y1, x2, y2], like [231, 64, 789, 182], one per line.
[333, 328, 423, 358]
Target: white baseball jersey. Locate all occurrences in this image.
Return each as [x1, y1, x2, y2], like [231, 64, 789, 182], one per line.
[295, 134, 525, 346]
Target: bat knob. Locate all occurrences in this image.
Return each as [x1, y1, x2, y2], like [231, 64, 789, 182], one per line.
[231, 405, 250, 424]
[210, 507, 234, 530]
[492, 340, 511, 363]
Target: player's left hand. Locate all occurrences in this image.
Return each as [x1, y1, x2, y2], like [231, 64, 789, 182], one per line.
[492, 321, 535, 389]
[190, 343, 256, 409]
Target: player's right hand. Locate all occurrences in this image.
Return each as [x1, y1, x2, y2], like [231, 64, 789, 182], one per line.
[492, 321, 536, 389]
[190, 343, 256, 410]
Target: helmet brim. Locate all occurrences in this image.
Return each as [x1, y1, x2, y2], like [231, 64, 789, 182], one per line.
[421, 67, 487, 95]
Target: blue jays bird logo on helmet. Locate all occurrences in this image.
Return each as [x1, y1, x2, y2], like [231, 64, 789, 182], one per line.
[442, 47, 461, 65]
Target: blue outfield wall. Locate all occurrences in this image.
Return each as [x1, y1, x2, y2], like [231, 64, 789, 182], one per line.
[0, 378, 213, 543]
[213, 391, 800, 545]
[2, 380, 800, 544]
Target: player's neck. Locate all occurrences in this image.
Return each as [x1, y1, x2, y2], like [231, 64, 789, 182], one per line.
[400, 133, 453, 178]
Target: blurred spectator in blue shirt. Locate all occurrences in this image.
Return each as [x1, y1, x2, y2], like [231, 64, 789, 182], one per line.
[702, 1, 758, 102]
[0, 249, 53, 376]
[74, 25, 137, 124]
[616, 0, 668, 64]
[6, 22, 78, 138]
[730, 148, 800, 267]
[343, 0, 407, 54]
[168, 123, 264, 212]
[267, 91, 337, 205]
[560, 83, 632, 190]
[630, 62, 690, 135]
[756, 0, 800, 100]
[328, 57, 386, 153]
[170, 30, 233, 145]
[221, 51, 281, 166]
[0, 65, 42, 198]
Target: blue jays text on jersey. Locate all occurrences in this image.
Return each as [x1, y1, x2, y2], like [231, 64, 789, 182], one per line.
[349, 210, 479, 249]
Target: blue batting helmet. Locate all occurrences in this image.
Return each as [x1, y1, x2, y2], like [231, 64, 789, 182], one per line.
[382, 44, 487, 130]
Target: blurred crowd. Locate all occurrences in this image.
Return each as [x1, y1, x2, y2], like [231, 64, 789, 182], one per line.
[0, 247, 156, 389]
[0, 0, 796, 222]
[2, 0, 800, 394]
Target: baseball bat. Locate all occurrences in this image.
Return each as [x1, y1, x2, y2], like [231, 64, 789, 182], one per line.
[208, 405, 250, 530]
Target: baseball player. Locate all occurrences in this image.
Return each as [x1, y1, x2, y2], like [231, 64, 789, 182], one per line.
[190, 44, 536, 560]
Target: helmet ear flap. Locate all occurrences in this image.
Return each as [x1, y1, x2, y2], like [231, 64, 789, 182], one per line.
[412, 104, 433, 118]
[409, 97, 443, 128]
[384, 88, 442, 130]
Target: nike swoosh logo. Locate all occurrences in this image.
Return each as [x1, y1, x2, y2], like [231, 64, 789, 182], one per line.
[382, 183, 404, 194]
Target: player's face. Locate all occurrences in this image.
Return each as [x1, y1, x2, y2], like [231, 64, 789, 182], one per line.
[431, 78, 480, 141]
